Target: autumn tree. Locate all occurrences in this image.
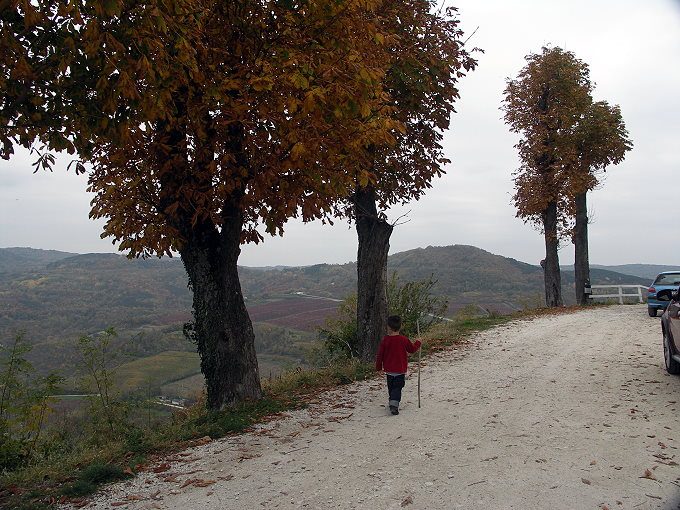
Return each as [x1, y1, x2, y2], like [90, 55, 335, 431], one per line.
[343, 0, 477, 361]
[1, 0, 399, 408]
[502, 46, 593, 307]
[568, 101, 632, 305]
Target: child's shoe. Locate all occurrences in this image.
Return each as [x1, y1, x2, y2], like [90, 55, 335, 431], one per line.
[390, 405, 399, 415]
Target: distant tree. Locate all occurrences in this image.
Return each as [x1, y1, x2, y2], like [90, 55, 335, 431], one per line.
[502, 47, 593, 307]
[1, 0, 400, 408]
[568, 101, 632, 304]
[346, 0, 477, 362]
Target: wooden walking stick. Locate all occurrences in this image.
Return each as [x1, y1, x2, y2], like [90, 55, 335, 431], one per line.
[417, 319, 421, 408]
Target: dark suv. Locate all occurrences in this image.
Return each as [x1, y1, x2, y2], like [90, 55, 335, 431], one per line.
[661, 291, 680, 374]
[648, 271, 680, 317]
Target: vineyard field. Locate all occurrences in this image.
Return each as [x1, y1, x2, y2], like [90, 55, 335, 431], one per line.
[247, 296, 340, 331]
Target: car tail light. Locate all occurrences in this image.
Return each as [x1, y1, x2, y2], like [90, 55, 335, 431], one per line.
[649, 287, 656, 294]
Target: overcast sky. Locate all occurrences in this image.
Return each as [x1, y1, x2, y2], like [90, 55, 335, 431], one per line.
[1, 0, 678, 268]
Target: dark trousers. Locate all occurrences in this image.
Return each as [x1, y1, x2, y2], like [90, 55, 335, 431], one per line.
[386, 374, 406, 407]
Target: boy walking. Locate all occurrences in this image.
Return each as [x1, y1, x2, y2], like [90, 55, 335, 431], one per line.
[375, 315, 422, 415]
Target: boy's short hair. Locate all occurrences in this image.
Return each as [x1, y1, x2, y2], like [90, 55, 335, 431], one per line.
[387, 315, 402, 332]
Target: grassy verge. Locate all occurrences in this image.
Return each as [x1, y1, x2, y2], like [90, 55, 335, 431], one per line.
[0, 306, 576, 509]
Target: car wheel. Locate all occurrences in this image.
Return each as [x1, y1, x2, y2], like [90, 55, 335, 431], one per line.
[649, 307, 658, 317]
[663, 329, 680, 375]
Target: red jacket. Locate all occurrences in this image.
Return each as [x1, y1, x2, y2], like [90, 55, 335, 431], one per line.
[375, 334, 421, 373]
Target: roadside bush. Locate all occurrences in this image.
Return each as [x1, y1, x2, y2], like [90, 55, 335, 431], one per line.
[0, 332, 64, 470]
[59, 463, 131, 498]
[314, 273, 448, 362]
[76, 328, 134, 441]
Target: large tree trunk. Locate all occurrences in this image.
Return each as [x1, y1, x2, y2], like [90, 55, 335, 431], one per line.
[355, 186, 393, 363]
[179, 205, 262, 409]
[156, 94, 261, 409]
[542, 200, 563, 307]
[573, 191, 590, 306]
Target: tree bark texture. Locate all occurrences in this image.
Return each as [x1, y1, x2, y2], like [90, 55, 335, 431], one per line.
[573, 191, 590, 306]
[180, 207, 262, 409]
[542, 200, 563, 307]
[355, 186, 393, 363]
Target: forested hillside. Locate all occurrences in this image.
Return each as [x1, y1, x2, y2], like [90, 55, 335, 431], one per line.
[589, 264, 680, 281]
[0, 245, 650, 395]
[0, 247, 76, 272]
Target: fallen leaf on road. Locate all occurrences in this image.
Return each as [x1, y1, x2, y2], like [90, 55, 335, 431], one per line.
[152, 463, 171, 473]
[401, 496, 414, 506]
[238, 454, 259, 462]
[581, 478, 591, 485]
[181, 478, 200, 488]
[641, 469, 657, 480]
[327, 413, 353, 422]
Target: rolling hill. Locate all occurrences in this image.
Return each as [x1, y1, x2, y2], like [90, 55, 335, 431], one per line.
[0, 245, 652, 396]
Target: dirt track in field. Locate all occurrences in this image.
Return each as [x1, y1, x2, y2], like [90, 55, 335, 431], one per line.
[65, 304, 680, 510]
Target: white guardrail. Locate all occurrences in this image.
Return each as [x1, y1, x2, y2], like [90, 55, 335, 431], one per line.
[589, 285, 648, 304]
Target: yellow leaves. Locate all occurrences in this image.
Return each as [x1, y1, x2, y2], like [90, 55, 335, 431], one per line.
[360, 102, 372, 119]
[136, 56, 153, 77]
[290, 142, 306, 160]
[222, 78, 243, 91]
[101, 0, 121, 17]
[10, 57, 34, 80]
[250, 77, 273, 92]
[357, 171, 376, 188]
[115, 71, 140, 100]
[291, 72, 309, 90]
[358, 67, 372, 83]
[4, 0, 474, 255]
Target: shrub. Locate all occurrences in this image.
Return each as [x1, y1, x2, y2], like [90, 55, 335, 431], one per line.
[59, 462, 131, 498]
[315, 273, 448, 362]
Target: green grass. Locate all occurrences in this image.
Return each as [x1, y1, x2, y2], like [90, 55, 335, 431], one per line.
[59, 463, 132, 498]
[113, 351, 201, 394]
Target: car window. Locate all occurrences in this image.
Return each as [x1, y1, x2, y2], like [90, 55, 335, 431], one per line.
[653, 273, 680, 285]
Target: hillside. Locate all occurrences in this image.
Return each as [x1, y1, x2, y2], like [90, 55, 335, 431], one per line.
[241, 245, 650, 312]
[0, 246, 650, 396]
[0, 247, 76, 273]
[589, 263, 680, 281]
[0, 246, 651, 343]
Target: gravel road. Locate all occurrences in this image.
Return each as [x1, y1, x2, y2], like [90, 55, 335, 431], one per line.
[70, 304, 680, 510]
